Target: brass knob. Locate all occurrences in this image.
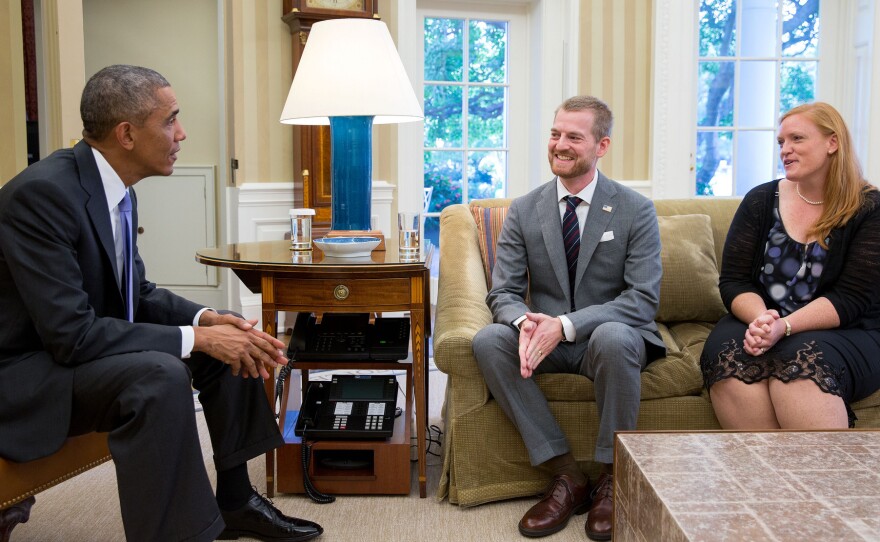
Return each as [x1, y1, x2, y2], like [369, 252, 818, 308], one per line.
[137, 227, 145, 234]
[333, 284, 350, 301]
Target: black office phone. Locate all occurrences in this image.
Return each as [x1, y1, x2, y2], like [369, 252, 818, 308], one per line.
[287, 312, 410, 361]
[294, 375, 397, 440]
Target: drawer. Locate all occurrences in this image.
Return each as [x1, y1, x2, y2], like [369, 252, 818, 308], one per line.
[274, 278, 411, 307]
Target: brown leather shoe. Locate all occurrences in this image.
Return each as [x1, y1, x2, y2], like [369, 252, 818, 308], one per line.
[518, 474, 591, 538]
[585, 472, 613, 541]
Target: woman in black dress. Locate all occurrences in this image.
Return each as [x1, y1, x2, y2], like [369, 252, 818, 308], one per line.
[701, 102, 880, 429]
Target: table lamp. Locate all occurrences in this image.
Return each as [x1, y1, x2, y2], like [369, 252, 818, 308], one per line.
[280, 18, 423, 236]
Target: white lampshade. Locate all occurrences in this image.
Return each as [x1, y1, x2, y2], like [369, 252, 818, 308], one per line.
[280, 18, 423, 126]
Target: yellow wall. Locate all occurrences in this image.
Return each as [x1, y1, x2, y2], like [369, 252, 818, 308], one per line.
[0, 0, 27, 185]
[41, 0, 86, 153]
[227, 0, 293, 184]
[579, 0, 653, 181]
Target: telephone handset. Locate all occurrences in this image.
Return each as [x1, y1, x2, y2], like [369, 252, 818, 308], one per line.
[287, 312, 410, 361]
[295, 375, 397, 440]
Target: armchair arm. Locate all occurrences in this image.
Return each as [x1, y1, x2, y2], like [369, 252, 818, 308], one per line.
[434, 204, 493, 381]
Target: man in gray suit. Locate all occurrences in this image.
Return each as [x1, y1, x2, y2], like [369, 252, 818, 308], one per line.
[473, 96, 664, 541]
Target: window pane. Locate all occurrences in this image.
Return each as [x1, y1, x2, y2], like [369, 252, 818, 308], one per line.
[468, 20, 507, 83]
[779, 61, 816, 113]
[468, 87, 506, 148]
[467, 151, 506, 201]
[424, 18, 463, 82]
[739, 0, 776, 57]
[424, 85, 462, 148]
[698, 61, 735, 127]
[424, 216, 440, 253]
[424, 151, 463, 210]
[781, 0, 819, 57]
[735, 130, 776, 195]
[739, 61, 776, 127]
[699, 0, 737, 57]
[696, 131, 733, 195]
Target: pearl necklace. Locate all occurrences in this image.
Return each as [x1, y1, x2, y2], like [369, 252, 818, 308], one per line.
[796, 184, 824, 205]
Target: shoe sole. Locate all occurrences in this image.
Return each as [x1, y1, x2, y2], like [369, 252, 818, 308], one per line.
[518, 501, 591, 538]
[217, 529, 322, 542]
[586, 528, 612, 541]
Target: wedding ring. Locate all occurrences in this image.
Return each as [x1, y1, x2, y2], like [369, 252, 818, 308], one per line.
[760, 348, 765, 354]
[538, 349, 543, 356]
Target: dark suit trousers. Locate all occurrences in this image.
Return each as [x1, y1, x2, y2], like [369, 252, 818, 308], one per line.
[68, 351, 283, 542]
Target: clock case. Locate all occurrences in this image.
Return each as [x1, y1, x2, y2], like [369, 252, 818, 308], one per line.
[282, 0, 380, 238]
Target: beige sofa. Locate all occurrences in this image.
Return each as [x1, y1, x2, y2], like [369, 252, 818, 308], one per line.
[434, 197, 880, 507]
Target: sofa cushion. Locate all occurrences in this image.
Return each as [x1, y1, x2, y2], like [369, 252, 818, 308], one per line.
[656, 214, 727, 323]
[470, 205, 509, 288]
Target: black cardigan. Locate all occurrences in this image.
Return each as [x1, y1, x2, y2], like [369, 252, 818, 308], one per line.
[719, 178, 880, 330]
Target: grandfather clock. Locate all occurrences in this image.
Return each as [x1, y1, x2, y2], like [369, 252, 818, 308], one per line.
[282, 0, 379, 237]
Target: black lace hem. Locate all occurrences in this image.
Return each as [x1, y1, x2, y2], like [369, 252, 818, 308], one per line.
[701, 338, 857, 427]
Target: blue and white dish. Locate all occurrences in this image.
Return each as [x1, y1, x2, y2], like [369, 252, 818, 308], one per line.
[313, 236, 380, 258]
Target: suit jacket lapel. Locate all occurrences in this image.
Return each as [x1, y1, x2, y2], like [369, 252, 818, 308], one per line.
[74, 141, 122, 289]
[537, 181, 571, 298]
[575, 172, 617, 288]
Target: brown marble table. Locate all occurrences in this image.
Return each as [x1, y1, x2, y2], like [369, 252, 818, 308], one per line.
[614, 430, 880, 541]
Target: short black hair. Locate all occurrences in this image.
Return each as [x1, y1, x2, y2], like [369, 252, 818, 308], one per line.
[80, 65, 170, 141]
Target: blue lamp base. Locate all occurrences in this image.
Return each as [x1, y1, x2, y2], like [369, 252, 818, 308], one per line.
[329, 116, 374, 232]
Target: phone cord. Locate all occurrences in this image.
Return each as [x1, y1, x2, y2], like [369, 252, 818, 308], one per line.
[274, 365, 291, 419]
[301, 434, 335, 504]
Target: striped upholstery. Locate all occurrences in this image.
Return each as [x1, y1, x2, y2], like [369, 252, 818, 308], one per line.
[469, 204, 509, 288]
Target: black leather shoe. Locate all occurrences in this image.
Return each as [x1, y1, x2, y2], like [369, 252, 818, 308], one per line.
[218, 492, 323, 542]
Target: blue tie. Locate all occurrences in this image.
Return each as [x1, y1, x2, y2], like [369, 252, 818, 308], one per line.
[118, 192, 134, 322]
[562, 195, 582, 308]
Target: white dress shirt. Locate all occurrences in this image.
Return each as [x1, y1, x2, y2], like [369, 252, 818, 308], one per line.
[91, 147, 205, 357]
[514, 170, 600, 343]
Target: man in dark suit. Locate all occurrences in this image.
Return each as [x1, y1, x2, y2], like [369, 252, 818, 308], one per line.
[472, 96, 664, 541]
[0, 65, 322, 542]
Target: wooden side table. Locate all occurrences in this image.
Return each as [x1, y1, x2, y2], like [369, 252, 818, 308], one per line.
[196, 239, 433, 497]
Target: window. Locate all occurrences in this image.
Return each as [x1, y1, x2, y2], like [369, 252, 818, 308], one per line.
[422, 16, 509, 247]
[696, 0, 820, 196]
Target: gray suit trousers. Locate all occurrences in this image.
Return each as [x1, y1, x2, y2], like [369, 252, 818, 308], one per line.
[473, 321, 647, 465]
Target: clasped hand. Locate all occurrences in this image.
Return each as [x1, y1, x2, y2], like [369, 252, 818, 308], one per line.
[518, 312, 564, 378]
[193, 312, 288, 379]
[744, 309, 785, 356]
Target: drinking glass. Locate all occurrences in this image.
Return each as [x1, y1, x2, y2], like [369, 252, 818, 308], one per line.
[397, 211, 421, 260]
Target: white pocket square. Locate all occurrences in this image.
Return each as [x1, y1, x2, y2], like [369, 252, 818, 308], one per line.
[600, 231, 615, 242]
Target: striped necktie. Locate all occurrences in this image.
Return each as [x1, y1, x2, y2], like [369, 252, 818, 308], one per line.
[118, 192, 134, 322]
[562, 195, 582, 307]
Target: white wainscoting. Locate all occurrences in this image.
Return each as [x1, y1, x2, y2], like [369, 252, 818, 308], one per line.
[228, 180, 396, 328]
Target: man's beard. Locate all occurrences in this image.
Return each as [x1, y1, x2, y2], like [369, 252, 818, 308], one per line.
[549, 153, 590, 179]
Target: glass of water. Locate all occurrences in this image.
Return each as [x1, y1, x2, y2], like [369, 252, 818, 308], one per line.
[289, 208, 315, 251]
[397, 211, 421, 260]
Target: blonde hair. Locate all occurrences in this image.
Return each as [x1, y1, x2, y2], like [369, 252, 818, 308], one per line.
[780, 102, 874, 248]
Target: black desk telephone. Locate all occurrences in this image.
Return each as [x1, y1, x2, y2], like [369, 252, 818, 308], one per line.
[287, 312, 410, 362]
[295, 375, 397, 440]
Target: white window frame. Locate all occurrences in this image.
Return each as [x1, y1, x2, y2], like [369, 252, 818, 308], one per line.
[393, 0, 580, 216]
[651, 0, 873, 199]
[419, 10, 522, 210]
